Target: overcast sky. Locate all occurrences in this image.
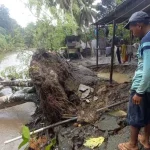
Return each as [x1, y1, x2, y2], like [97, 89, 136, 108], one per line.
[0, 0, 100, 27]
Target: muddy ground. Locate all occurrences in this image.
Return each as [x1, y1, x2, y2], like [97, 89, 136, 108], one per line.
[25, 64, 144, 150]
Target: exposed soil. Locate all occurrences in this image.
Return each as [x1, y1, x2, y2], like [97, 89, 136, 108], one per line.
[27, 59, 138, 150]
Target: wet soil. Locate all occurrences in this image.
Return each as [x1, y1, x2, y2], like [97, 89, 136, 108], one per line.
[26, 64, 137, 150]
[0, 63, 137, 150]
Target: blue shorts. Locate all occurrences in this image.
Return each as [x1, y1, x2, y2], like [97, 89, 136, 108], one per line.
[127, 91, 150, 128]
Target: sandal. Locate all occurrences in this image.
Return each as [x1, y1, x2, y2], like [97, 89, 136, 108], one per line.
[118, 143, 139, 150]
[138, 134, 150, 150]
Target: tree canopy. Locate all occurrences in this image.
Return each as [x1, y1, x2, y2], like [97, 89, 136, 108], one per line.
[0, 0, 129, 52]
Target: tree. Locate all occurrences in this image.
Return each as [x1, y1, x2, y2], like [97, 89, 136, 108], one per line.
[77, 0, 97, 26]
[24, 23, 36, 48]
[96, 0, 125, 18]
[0, 5, 25, 51]
[26, 0, 97, 27]
[0, 5, 12, 32]
[33, 12, 78, 50]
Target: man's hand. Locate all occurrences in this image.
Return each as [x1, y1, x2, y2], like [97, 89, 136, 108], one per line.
[132, 94, 143, 105]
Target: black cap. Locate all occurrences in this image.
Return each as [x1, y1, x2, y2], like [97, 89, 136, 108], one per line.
[124, 11, 150, 29]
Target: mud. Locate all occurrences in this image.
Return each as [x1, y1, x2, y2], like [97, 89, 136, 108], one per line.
[97, 72, 131, 83]
[0, 62, 138, 150]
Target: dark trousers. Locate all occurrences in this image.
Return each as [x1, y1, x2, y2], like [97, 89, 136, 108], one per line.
[127, 91, 150, 128]
[116, 47, 121, 64]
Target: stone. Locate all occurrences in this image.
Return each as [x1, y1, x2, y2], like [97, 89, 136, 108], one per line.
[104, 131, 109, 139]
[85, 99, 90, 103]
[0, 87, 13, 97]
[81, 89, 91, 99]
[106, 126, 130, 150]
[58, 134, 73, 150]
[90, 88, 94, 93]
[94, 115, 120, 131]
[78, 84, 91, 92]
[98, 143, 106, 150]
[93, 96, 98, 101]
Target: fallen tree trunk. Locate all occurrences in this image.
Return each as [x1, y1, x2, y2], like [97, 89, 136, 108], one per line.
[0, 93, 38, 109]
[0, 80, 33, 87]
[0, 87, 38, 109]
[29, 51, 98, 123]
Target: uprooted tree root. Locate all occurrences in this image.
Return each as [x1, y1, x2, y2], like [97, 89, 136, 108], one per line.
[29, 50, 98, 123]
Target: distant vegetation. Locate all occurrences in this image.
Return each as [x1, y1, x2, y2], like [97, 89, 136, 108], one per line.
[0, 0, 126, 52]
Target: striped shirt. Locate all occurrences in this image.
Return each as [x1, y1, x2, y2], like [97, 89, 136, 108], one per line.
[131, 31, 150, 96]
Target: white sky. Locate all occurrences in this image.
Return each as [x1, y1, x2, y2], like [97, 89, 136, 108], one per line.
[0, 0, 100, 27]
[0, 0, 36, 27]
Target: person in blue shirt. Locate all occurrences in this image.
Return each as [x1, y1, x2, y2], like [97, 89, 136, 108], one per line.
[118, 11, 150, 150]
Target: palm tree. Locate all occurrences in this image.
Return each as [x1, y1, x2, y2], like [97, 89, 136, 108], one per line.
[77, 0, 97, 27]
[27, 0, 97, 27]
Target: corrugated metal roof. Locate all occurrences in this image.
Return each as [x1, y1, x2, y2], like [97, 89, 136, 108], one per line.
[93, 0, 150, 25]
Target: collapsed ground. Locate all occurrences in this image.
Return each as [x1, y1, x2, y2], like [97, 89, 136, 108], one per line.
[24, 51, 142, 150]
[0, 51, 143, 150]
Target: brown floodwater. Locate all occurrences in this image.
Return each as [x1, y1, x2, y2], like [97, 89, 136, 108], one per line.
[0, 102, 36, 150]
[97, 72, 131, 83]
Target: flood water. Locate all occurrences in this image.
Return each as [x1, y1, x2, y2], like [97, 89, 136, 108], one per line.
[0, 102, 36, 150]
[0, 50, 36, 149]
[97, 72, 131, 83]
[0, 50, 33, 79]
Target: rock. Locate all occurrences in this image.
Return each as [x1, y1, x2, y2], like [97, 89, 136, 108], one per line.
[93, 96, 98, 101]
[106, 126, 130, 150]
[0, 87, 13, 97]
[85, 99, 90, 103]
[98, 143, 106, 150]
[94, 115, 120, 131]
[72, 65, 98, 86]
[78, 84, 94, 99]
[58, 133, 73, 150]
[78, 110, 99, 123]
[78, 84, 90, 92]
[81, 89, 91, 99]
[104, 131, 109, 139]
[117, 117, 127, 127]
[90, 88, 94, 93]
[81, 147, 91, 150]
[10, 88, 38, 103]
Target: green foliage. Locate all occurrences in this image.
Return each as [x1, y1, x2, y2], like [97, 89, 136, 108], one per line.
[0, 5, 11, 32]
[26, 0, 97, 27]
[24, 23, 36, 48]
[33, 12, 78, 50]
[18, 126, 30, 149]
[96, 0, 124, 18]
[45, 138, 56, 150]
[0, 5, 25, 52]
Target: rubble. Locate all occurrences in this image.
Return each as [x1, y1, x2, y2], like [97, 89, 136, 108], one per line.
[94, 115, 120, 131]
